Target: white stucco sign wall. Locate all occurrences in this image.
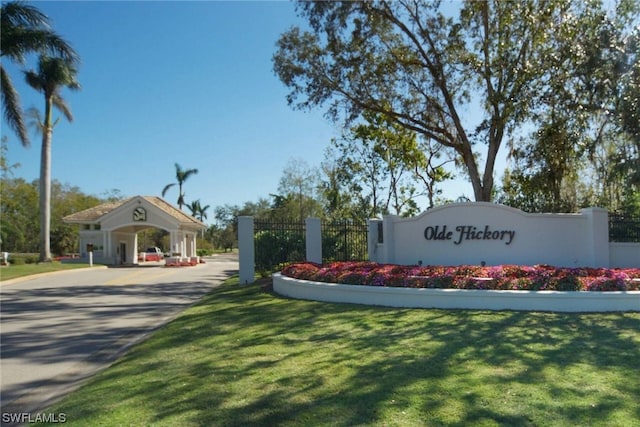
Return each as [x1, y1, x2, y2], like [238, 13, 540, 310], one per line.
[369, 203, 616, 268]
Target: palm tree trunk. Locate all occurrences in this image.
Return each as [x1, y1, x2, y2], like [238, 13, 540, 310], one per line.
[178, 183, 184, 210]
[39, 96, 53, 262]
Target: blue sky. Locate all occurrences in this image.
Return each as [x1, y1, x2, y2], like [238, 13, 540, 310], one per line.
[3, 0, 477, 220]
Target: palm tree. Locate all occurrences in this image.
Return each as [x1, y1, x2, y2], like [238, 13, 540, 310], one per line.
[1, 1, 78, 146]
[162, 163, 198, 210]
[197, 202, 210, 223]
[187, 199, 210, 221]
[187, 199, 210, 238]
[24, 55, 80, 262]
[196, 202, 210, 238]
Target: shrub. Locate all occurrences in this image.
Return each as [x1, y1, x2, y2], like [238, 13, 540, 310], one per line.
[9, 256, 25, 265]
[254, 230, 305, 274]
[7, 253, 39, 265]
[553, 274, 583, 291]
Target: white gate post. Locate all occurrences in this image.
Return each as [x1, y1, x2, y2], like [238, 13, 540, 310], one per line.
[367, 219, 382, 263]
[381, 215, 396, 264]
[581, 207, 610, 267]
[305, 217, 322, 264]
[238, 216, 255, 284]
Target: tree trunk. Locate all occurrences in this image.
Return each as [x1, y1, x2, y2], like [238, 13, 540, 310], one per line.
[39, 96, 53, 262]
[457, 142, 489, 202]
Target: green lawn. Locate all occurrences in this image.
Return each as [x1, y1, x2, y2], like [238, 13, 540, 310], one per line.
[39, 276, 640, 426]
[0, 261, 94, 281]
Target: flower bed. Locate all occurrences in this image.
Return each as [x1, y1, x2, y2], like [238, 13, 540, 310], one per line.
[281, 262, 640, 292]
[165, 261, 197, 267]
[164, 256, 204, 267]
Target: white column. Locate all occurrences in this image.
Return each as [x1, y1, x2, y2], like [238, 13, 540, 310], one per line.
[238, 216, 255, 285]
[106, 232, 112, 259]
[581, 207, 610, 267]
[170, 231, 185, 256]
[305, 217, 322, 264]
[102, 231, 107, 257]
[382, 215, 396, 264]
[169, 231, 176, 255]
[191, 232, 197, 257]
[133, 232, 139, 264]
[367, 219, 382, 263]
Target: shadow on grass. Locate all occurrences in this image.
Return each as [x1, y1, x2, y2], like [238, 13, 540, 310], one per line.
[2, 266, 239, 414]
[41, 280, 640, 427]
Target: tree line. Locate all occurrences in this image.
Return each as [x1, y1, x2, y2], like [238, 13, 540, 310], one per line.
[1, 136, 115, 254]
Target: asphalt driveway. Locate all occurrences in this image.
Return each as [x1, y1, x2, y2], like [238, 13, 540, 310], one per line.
[0, 253, 238, 417]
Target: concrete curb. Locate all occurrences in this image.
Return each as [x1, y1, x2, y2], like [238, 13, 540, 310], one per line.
[273, 273, 640, 313]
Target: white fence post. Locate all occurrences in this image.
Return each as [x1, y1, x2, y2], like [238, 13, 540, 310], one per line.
[305, 217, 322, 264]
[381, 215, 396, 264]
[238, 216, 255, 284]
[581, 207, 610, 267]
[367, 219, 381, 263]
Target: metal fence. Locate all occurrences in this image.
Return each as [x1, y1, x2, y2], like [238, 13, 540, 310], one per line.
[250, 213, 637, 272]
[609, 213, 640, 242]
[252, 219, 370, 272]
[322, 220, 369, 263]
[254, 219, 306, 272]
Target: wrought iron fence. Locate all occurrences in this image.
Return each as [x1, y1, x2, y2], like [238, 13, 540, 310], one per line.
[609, 213, 640, 242]
[254, 219, 306, 273]
[322, 220, 369, 263]
[252, 219, 370, 272]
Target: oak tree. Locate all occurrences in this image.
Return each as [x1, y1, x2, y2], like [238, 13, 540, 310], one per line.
[274, 0, 638, 203]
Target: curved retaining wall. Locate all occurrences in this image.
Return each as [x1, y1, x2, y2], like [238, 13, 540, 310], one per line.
[273, 273, 640, 313]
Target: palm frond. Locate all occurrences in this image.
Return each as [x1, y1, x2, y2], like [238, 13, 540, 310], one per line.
[183, 168, 199, 180]
[25, 106, 46, 134]
[1, 2, 79, 64]
[161, 183, 176, 197]
[51, 94, 73, 122]
[1, 65, 29, 146]
[23, 68, 44, 92]
[1, 2, 50, 28]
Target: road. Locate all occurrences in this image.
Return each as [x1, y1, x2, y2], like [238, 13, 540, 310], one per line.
[0, 253, 238, 417]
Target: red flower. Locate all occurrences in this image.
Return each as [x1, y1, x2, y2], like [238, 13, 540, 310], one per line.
[280, 262, 640, 292]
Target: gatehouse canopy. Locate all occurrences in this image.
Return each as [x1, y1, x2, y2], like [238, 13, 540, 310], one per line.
[63, 195, 206, 265]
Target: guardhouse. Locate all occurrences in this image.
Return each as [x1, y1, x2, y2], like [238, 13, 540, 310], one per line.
[63, 196, 206, 265]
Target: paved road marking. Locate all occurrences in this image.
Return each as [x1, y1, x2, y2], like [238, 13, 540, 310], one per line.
[104, 268, 175, 286]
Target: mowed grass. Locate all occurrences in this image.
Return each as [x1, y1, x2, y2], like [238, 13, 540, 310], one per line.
[0, 261, 93, 281]
[39, 276, 640, 427]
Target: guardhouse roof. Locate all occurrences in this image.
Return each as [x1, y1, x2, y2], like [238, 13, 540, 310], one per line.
[63, 195, 205, 230]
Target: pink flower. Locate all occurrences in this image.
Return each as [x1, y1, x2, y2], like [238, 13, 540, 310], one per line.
[280, 262, 640, 292]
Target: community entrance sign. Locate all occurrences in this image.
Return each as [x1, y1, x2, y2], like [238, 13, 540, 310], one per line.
[238, 202, 638, 285]
[368, 203, 612, 268]
[423, 224, 516, 245]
